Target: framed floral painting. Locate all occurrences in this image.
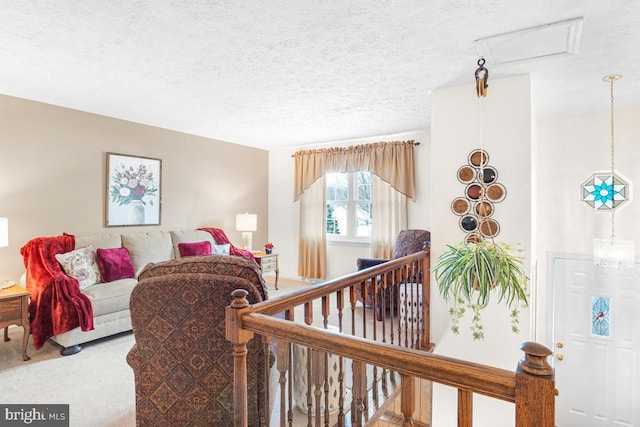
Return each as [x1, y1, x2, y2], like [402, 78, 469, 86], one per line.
[106, 153, 161, 227]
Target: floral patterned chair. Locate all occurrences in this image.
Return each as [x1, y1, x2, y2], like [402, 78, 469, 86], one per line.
[356, 229, 431, 320]
[126, 255, 273, 426]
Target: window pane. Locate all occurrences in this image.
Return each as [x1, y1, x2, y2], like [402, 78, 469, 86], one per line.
[357, 171, 371, 201]
[327, 203, 347, 235]
[356, 202, 372, 237]
[327, 172, 348, 201]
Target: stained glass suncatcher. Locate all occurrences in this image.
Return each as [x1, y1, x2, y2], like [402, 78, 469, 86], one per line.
[581, 171, 631, 211]
[591, 296, 611, 337]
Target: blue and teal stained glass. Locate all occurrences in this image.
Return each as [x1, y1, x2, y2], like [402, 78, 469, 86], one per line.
[581, 172, 630, 211]
[591, 296, 611, 337]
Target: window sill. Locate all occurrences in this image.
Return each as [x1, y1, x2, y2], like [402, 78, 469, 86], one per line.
[326, 239, 371, 248]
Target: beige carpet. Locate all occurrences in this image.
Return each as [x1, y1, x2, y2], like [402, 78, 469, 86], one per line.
[0, 276, 307, 427]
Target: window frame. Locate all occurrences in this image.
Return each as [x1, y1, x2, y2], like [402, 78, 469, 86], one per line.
[326, 171, 372, 243]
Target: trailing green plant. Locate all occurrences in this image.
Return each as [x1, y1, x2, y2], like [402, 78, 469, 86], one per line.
[434, 240, 529, 340]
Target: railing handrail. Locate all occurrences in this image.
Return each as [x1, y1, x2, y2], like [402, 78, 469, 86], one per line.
[252, 250, 429, 317]
[243, 312, 516, 402]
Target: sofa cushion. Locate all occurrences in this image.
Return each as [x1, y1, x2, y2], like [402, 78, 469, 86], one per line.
[75, 233, 122, 251]
[178, 241, 212, 257]
[97, 247, 135, 282]
[55, 246, 101, 290]
[170, 230, 216, 259]
[122, 231, 174, 276]
[82, 278, 137, 316]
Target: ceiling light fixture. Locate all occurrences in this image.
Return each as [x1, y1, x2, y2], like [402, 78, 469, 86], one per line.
[581, 75, 635, 268]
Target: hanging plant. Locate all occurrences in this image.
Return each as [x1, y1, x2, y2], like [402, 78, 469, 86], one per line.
[434, 240, 529, 340]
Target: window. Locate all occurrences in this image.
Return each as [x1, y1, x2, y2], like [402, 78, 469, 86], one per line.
[326, 171, 372, 240]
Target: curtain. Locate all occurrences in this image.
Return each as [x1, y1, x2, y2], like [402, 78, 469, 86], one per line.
[297, 177, 326, 279]
[371, 174, 407, 258]
[293, 140, 416, 202]
[294, 140, 416, 279]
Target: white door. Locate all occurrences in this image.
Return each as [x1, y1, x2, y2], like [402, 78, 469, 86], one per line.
[550, 254, 640, 427]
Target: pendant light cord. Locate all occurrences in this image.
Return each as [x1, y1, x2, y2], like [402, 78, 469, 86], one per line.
[605, 75, 622, 243]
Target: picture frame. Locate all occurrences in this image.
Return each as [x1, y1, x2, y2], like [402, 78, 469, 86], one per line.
[105, 152, 161, 227]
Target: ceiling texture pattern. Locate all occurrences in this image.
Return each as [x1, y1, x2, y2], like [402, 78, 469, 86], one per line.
[0, 1, 638, 149]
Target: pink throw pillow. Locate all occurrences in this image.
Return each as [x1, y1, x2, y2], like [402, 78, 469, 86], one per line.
[96, 247, 136, 282]
[178, 241, 212, 257]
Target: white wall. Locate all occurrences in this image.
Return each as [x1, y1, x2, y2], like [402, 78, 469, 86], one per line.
[430, 75, 533, 427]
[536, 107, 640, 344]
[268, 130, 430, 280]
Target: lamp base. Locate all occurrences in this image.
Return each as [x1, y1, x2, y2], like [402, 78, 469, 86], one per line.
[241, 231, 253, 252]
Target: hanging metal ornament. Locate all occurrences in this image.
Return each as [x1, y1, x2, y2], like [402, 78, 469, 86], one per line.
[475, 58, 489, 97]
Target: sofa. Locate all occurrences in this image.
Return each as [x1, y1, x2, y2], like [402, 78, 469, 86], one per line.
[127, 255, 273, 426]
[20, 228, 253, 355]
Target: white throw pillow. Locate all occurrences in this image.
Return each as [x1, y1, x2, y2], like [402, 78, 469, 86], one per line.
[55, 245, 101, 290]
[212, 243, 231, 256]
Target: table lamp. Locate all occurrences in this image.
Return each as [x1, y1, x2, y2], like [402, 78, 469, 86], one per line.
[236, 213, 257, 251]
[0, 217, 8, 248]
[0, 217, 14, 289]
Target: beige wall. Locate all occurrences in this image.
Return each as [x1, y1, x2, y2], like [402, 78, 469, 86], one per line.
[0, 95, 269, 281]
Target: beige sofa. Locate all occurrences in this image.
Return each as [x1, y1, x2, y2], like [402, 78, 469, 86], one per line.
[22, 229, 229, 355]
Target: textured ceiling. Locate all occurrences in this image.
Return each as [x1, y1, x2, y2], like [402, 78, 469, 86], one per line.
[0, 1, 638, 150]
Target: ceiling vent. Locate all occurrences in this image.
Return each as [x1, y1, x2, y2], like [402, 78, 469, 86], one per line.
[475, 17, 583, 66]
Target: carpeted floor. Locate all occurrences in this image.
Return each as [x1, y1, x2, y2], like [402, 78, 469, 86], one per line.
[0, 276, 308, 427]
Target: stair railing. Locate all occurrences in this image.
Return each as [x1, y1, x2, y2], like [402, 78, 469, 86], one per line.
[225, 250, 555, 426]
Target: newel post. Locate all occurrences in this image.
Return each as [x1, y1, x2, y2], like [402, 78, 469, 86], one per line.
[515, 342, 556, 427]
[225, 289, 255, 427]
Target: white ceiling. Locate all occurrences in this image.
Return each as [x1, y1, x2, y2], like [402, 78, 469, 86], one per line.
[1, 1, 638, 150]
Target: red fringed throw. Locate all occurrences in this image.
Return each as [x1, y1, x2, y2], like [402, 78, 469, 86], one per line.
[198, 227, 256, 260]
[20, 234, 94, 350]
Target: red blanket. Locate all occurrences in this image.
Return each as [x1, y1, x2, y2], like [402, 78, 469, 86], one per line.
[198, 227, 256, 260]
[20, 234, 94, 350]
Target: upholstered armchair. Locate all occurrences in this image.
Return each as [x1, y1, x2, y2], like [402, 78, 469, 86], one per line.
[126, 255, 273, 427]
[356, 229, 431, 320]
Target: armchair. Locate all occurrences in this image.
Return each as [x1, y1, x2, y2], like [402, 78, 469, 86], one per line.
[126, 255, 273, 426]
[356, 229, 431, 320]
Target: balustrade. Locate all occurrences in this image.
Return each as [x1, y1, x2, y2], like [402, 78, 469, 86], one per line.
[225, 250, 555, 427]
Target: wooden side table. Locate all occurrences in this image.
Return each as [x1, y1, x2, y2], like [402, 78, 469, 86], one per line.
[0, 285, 31, 361]
[254, 252, 279, 290]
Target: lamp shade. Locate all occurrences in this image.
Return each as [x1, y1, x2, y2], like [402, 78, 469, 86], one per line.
[236, 213, 257, 232]
[0, 217, 8, 248]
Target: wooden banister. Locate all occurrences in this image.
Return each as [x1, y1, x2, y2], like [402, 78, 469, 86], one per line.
[225, 250, 555, 426]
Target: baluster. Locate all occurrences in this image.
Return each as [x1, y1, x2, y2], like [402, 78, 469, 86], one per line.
[351, 360, 367, 426]
[458, 389, 472, 427]
[310, 349, 324, 426]
[515, 342, 555, 427]
[286, 309, 294, 427]
[323, 351, 330, 427]
[420, 253, 431, 350]
[351, 283, 359, 336]
[400, 374, 415, 427]
[276, 338, 290, 427]
[322, 295, 329, 330]
[335, 290, 346, 425]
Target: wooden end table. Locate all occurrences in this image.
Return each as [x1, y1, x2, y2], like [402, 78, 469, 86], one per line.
[0, 284, 31, 361]
[254, 252, 279, 290]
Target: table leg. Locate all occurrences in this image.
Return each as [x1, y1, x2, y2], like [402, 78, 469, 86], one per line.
[22, 325, 30, 361]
